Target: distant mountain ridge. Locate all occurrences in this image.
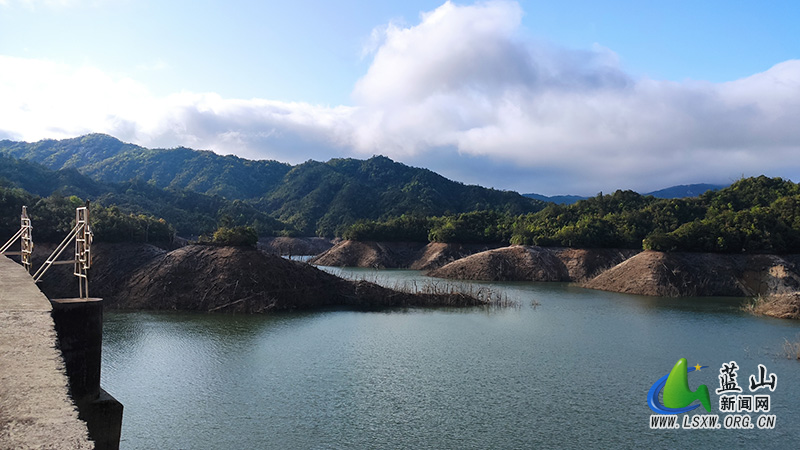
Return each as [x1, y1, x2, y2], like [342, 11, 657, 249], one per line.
[522, 193, 588, 205]
[0, 134, 545, 236]
[0, 134, 292, 199]
[525, 183, 728, 205]
[644, 183, 727, 199]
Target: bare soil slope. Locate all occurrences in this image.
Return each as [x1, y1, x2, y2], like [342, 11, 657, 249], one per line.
[550, 248, 640, 281]
[258, 237, 334, 256]
[408, 242, 501, 271]
[112, 245, 347, 311]
[33, 243, 487, 312]
[310, 240, 498, 270]
[582, 251, 800, 297]
[114, 245, 491, 311]
[428, 246, 638, 282]
[309, 241, 425, 268]
[428, 246, 570, 281]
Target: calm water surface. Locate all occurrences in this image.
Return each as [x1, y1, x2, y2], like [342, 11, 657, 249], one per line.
[102, 269, 800, 449]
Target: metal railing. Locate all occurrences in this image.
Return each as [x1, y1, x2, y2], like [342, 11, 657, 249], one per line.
[1, 206, 34, 272]
[32, 203, 93, 299]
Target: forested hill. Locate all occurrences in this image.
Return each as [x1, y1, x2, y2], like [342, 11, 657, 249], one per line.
[0, 153, 106, 199]
[0, 134, 545, 236]
[344, 176, 800, 254]
[255, 156, 543, 234]
[0, 134, 292, 199]
[0, 155, 294, 240]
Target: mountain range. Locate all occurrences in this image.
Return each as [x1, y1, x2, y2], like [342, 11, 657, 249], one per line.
[0, 134, 734, 238]
[0, 134, 543, 236]
[524, 183, 728, 205]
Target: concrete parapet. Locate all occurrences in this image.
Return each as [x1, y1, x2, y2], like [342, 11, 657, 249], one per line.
[0, 256, 94, 449]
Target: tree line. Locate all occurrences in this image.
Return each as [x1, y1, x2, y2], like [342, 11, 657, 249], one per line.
[0, 186, 268, 247]
[340, 176, 800, 253]
[0, 188, 174, 244]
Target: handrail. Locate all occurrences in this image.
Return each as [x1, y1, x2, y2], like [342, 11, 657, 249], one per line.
[31, 202, 93, 299]
[0, 227, 24, 253]
[32, 223, 81, 283]
[1, 206, 34, 272]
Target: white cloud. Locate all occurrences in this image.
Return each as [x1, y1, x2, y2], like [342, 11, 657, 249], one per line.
[346, 0, 800, 191]
[1, 1, 799, 194]
[0, 56, 149, 140]
[0, 55, 356, 162]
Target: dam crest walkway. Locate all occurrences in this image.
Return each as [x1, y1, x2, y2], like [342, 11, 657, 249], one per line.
[0, 255, 93, 449]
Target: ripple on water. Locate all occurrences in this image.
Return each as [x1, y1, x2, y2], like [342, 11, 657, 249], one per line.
[102, 271, 800, 449]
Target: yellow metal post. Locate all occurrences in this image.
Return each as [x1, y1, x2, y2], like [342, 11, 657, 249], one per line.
[21, 206, 33, 272]
[1, 206, 34, 273]
[74, 203, 92, 299]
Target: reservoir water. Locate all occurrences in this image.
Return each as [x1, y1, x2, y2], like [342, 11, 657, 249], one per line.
[102, 269, 800, 449]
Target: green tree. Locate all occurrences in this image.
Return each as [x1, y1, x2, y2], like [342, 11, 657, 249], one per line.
[204, 226, 258, 247]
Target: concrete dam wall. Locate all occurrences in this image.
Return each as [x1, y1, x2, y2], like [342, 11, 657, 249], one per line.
[0, 256, 122, 449]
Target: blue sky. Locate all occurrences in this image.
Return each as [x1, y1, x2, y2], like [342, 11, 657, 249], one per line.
[1, 0, 798, 195]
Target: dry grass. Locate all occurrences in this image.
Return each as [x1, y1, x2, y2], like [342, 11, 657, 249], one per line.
[390, 280, 519, 309]
[743, 293, 800, 320]
[783, 335, 800, 360]
[338, 270, 519, 308]
[744, 294, 800, 360]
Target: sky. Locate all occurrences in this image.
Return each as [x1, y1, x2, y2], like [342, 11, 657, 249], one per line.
[1, 0, 798, 195]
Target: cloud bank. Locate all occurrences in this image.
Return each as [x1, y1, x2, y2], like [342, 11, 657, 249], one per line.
[1, 0, 799, 194]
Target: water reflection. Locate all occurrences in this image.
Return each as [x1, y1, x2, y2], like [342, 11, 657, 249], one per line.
[103, 270, 800, 449]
